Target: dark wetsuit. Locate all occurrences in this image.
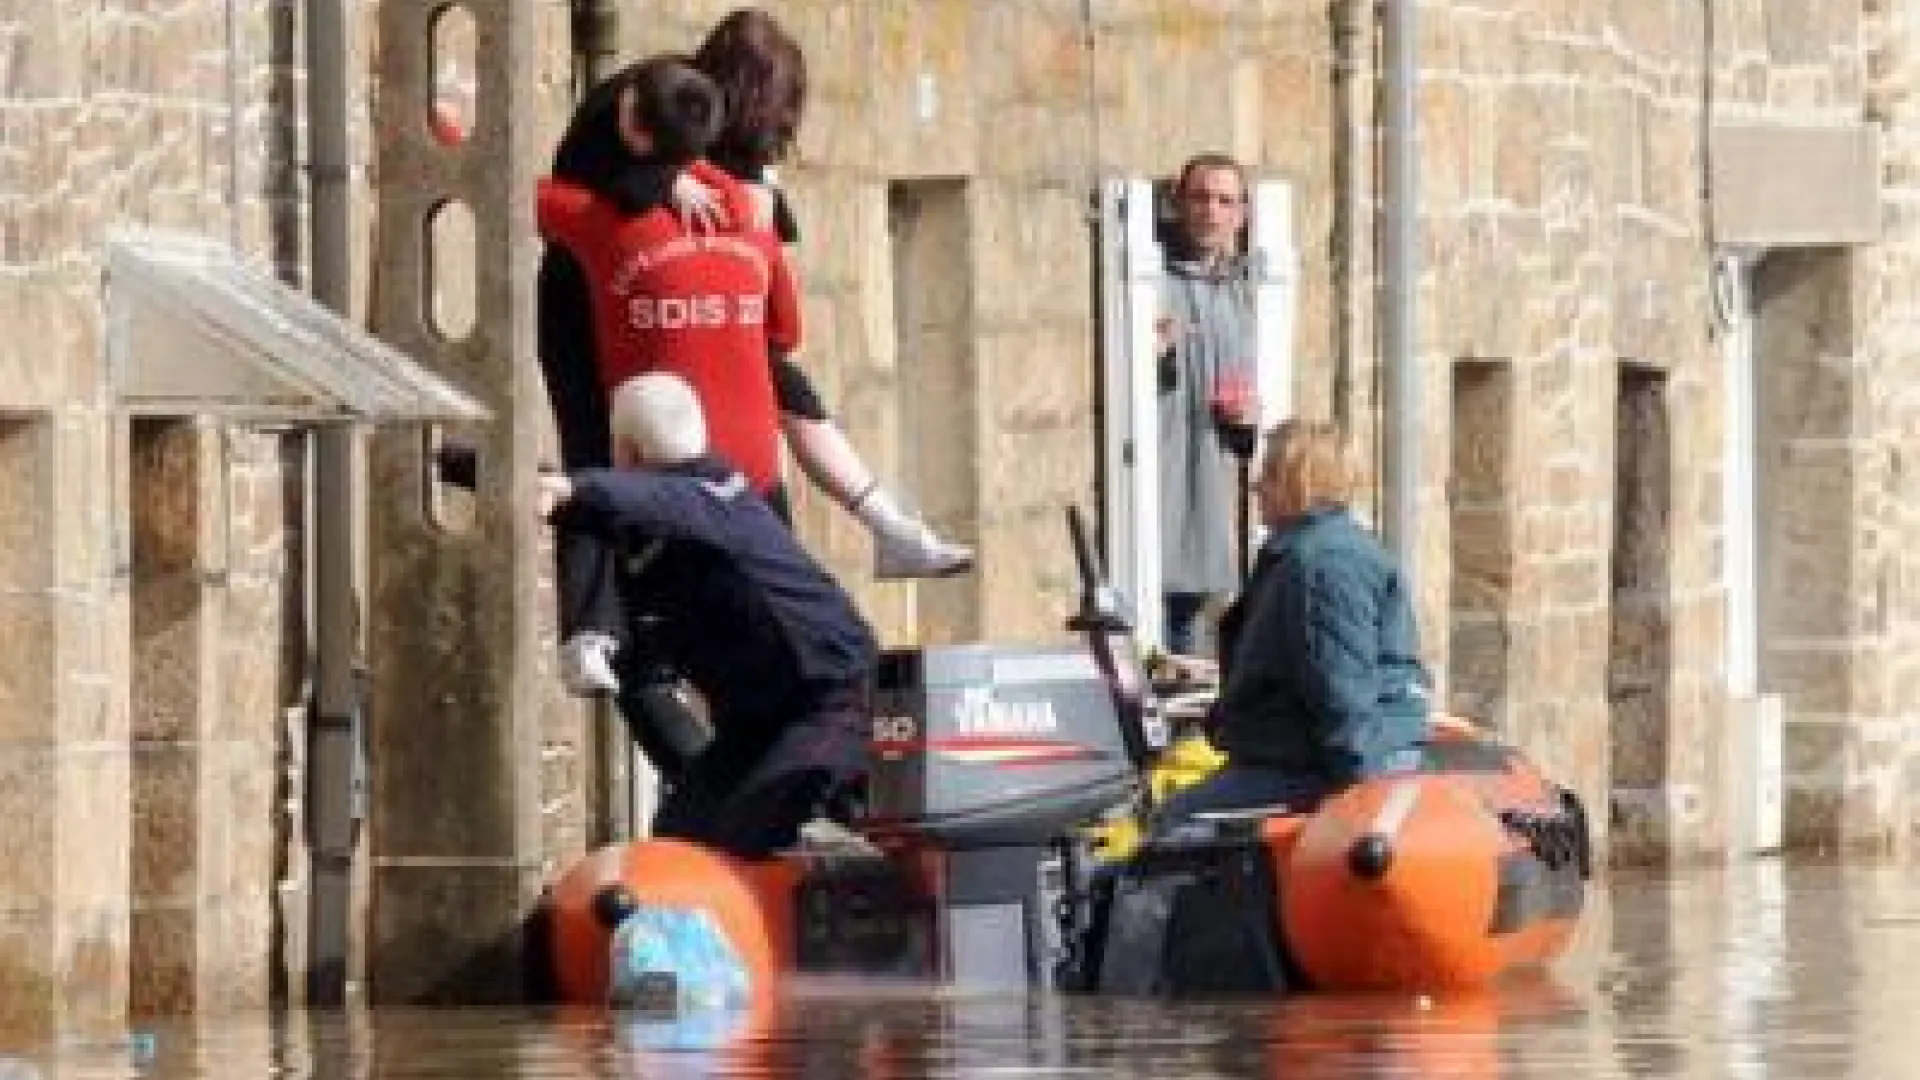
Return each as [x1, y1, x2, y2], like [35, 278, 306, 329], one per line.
[554, 456, 877, 857]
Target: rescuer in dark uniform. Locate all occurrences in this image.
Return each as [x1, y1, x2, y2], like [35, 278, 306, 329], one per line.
[540, 372, 876, 858]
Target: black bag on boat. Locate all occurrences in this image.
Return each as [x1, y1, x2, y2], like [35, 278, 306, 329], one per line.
[1094, 832, 1290, 997]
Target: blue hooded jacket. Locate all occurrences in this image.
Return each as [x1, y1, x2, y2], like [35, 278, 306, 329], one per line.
[1210, 506, 1431, 785]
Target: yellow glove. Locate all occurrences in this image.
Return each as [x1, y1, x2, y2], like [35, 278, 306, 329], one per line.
[1149, 732, 1227, 802]
[1080, 734, 1228, 864]
[1084, 815, 1145, 863]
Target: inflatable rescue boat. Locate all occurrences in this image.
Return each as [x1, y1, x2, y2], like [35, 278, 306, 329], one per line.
[547, 510, 1590, 1004]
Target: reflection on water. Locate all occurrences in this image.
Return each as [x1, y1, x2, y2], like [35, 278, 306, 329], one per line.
[13, 860, 1920, 1078]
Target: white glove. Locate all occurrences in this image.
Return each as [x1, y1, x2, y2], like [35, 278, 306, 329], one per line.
[559, 632, 621, 698]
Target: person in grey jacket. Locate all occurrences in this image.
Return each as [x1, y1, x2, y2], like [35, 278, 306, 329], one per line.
[1156, 152, 1261, 655]
[1157, 419, 1430, 822]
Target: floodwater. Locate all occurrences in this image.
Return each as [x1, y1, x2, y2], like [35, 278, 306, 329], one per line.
[12, 859, 1920, 1078]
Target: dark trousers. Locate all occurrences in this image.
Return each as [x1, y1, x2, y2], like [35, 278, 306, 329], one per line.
[1153, 764, 1334, 829]
[1164, 592, 1211, 657]
[652, 682, 870, 858]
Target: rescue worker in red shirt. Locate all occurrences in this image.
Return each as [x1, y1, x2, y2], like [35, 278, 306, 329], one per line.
[537, 56, 795, 497]
[539, 23, 970, 584]
[537, 55, 798, 719]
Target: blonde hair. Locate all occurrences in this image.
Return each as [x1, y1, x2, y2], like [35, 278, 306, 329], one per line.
[1262, 419, 1358, 516]
[609, 372, 707, 466]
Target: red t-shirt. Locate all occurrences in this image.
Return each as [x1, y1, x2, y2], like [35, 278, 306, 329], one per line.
[537, 163, 801, 492]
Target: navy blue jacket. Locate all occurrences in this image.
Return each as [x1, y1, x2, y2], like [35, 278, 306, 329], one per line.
[1210, 506, 1430, 785]
[555, 457, 877, 722]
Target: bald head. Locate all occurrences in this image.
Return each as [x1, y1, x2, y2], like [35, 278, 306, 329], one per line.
[609, 372, 708, 467]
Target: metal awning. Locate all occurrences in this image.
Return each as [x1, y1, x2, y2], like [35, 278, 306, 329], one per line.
[103, 227, 490, 424]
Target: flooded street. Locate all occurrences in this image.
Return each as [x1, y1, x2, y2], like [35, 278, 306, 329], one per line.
[16, 859, 1920, 1078]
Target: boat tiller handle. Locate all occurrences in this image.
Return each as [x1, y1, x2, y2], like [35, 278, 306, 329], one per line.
[1062, 504, 1157, 787]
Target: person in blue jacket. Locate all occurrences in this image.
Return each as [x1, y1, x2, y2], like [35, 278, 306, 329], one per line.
[1157, 419, 1431, 823]
[539, 372, 877, 857]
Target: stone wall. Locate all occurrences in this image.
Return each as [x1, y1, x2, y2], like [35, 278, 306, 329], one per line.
[1419, 1, 1733, 856]
[127, 422, 294, 1016]
[1421, 0, 1892, 859]
[1844, 0, 1920, 850]
[0, 0, 313, 1041]
[1, 0, 1917, 1030]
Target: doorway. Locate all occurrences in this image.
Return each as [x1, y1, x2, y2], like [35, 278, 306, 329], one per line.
[1609, 363, 1674, 852]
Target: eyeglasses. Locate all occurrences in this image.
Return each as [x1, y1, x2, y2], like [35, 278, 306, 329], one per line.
[1181, 191, 1245, 207]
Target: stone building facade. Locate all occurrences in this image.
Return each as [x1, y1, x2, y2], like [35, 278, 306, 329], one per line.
[0, 0, 1916, 1040]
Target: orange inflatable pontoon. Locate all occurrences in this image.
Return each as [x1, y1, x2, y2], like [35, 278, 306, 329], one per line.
[1273, 721, 1587, 990]
[547, 716, 1589, 1002]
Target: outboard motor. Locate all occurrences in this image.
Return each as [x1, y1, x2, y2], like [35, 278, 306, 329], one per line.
[792, 508, 1152, 989]
[862, 643, 1138, 847]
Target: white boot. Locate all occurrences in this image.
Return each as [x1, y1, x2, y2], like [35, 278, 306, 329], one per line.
[796, 816, 881, 856]
[781, 415, 974, 580]
[559, 631, 622, 698]
[855, 485, 974, 580]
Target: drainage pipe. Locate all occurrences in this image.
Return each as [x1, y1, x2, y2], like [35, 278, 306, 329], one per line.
[1331, 0, 1366, 432]
[572, 0, 621, 89]
[569, 0, 638, 842]
[305, 0, 363, 1008]
[1380, 0, 1421, 581]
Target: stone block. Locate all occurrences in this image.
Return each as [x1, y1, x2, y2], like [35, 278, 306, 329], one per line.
[1713, 123, 1880, 246]
[1548, 555, 1605, 606]
[1422, 81, 1470, 209]
[0, 912, 55, 1045]
[0, 593, 59, 744]
[0, 747, 56, 915]
[368, 659, 529, 860]
[129, 904, 196, 1017]
[131, 575, 204, 744]
[53, 414, 118, 593]
[981, 2, 1089, 105]
[59, 672, 121, 754]
[976, 517, 1078, 645]
[14, 5, 85, 101]
[1491, 88, 1549, 208]
[216, 601, 287, 743]
[1448, 614, 1510, 709]
[54, 904, 127, 1038]
[980, 325, 1092, 435]
[1765, 0, 1853, 67]
[127, 740, 199, 902]
[793, 95, 882, 177]
[863, 1, 978, 179]
[206, 740, 277, 900]
[970, 188, 1091, 327]
[1450, 511, 1512, 601]
[198, 893, 273, 1014]
[1768, 645, 1859, 715]
[1609, 687, 1669, 787]
[978, 425, 1091, 525]
[1449, 226, 1526, 359]
[0, 417, 54, 590]
[366, 862, 544, 1006]
[1766, 532, 1855, 644]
